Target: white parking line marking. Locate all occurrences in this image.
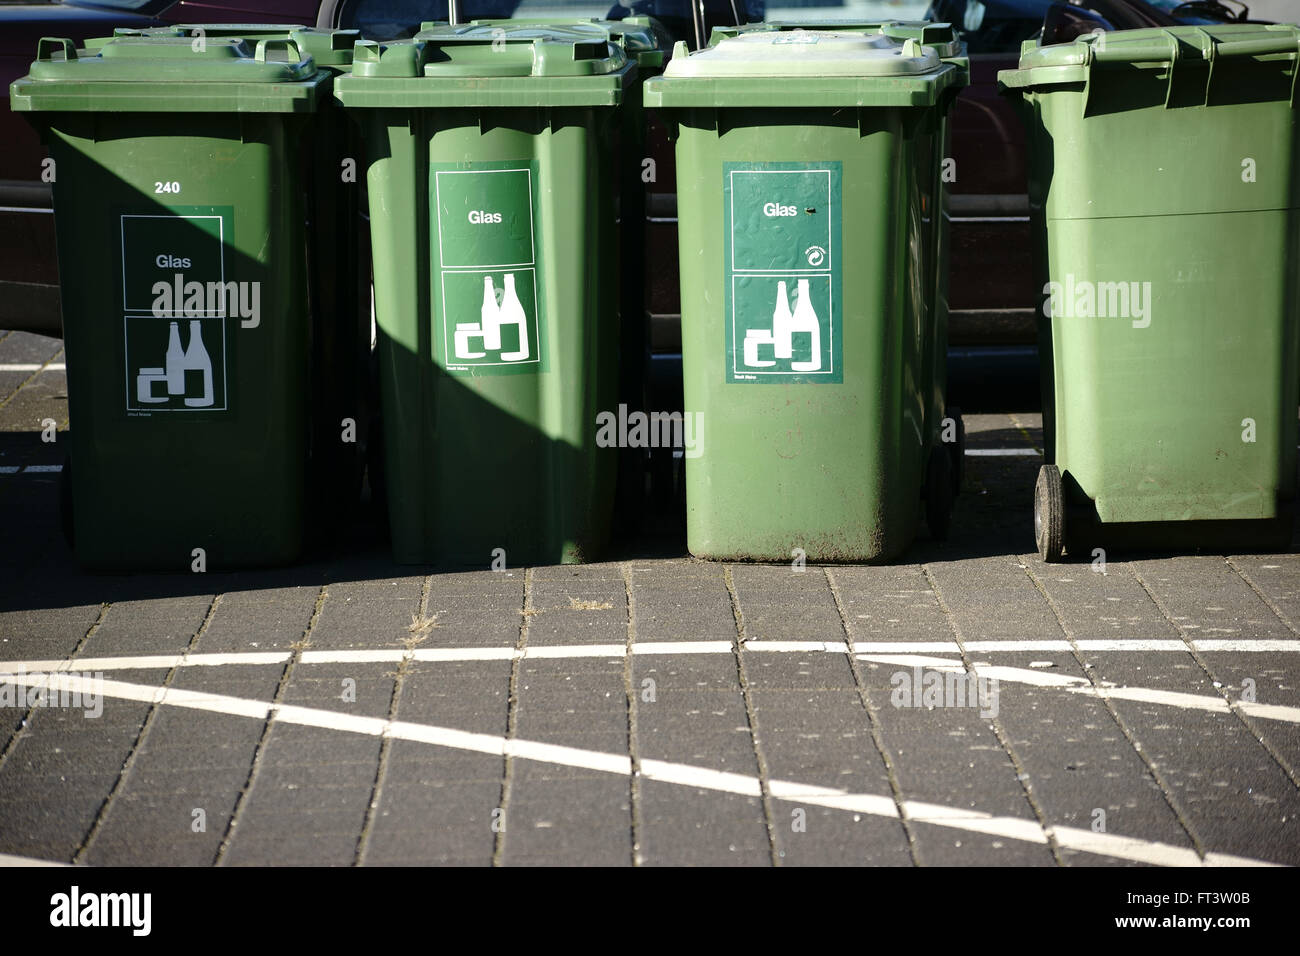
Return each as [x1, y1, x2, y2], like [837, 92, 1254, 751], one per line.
[0, 671, 1274, 867]
[4, 636, 1296, 678]
[0, 852, 71, 867]
[857, 654, 1300, 725]
[0, 363, 65, 372]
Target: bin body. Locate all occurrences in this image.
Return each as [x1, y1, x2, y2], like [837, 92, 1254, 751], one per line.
[335, 27, 632, 566]
[439, 17, 672, 531]
[10, 35, 330, 570]
[1001, 26, 1300, 547]
[645, 29, 966, 561]
[104, 25, 372, 542]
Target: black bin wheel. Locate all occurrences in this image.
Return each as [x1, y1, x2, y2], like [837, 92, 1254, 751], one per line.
[1035, 463, 1065, 562]
[925, 444, 954, 542]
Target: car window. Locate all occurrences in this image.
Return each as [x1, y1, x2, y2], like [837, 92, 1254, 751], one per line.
[925, 0, 1053, 54]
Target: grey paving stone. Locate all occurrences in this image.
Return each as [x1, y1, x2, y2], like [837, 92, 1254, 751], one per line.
[828, 567, 954, 644]
[0, 789, 105, 862]
[636, 688, 756, 772]
[394, 660, 511, 733]
[768, 799, 913, 867]
[195, 590, 320, 653]
[281, 663, 396, 719]
[257, 723, 381, 768]
[139, 708, 263, 757]
[926, 557, 1059, 641]
[976, 651, 1192, 850]
[1030, 560, 1179, 641]
[1085, 652, 1300, 865]
[222, 826, 361, 866]
[0, 604, 101, 658]
[1226, 556, 1300, 634]
[637, 781, 769, 866]
[1196, 652, 1300, 770]
[526, 607, 626, 645]
[168, 665, 284, 701]
[907, 820, 1055, 866]
[308, 595, 414, 650]
[744, 651, 857, 690]
[364, 778, 502, 864]
[1133, 558, 1294, 642]
[500, 776, 632, 865]
[380, 747, 503, 785]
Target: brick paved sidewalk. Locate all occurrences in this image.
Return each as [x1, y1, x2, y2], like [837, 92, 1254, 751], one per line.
[1, 330, 1297, 866]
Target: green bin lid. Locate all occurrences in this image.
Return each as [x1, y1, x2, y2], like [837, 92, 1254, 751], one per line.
[333, 22, 632, 109]
[9, 34, 327, 113]
[448, 17, 670, 68]
[999, 23, 1300, 99]
[644, 28, 966, 108]
[709, 20, 963, 59]
[103, 25, 361, 68]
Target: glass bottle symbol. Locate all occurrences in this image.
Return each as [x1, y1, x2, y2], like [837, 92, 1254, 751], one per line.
[498, 273, 529, 362]
[771, 281, 794, 360]
[181, 319, 214, 407]
[165, 321, 186, 395]
[790, 279, 821, 372]
[480, 275, 502, 351]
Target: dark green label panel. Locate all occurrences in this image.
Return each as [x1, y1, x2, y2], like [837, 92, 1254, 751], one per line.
[432, 161, 545, 375]
[724, 162, 842, 384]
[118, 206, 235, 416]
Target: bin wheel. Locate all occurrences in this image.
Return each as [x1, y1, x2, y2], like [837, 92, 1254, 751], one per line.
[946, 406, 965, 495]
[59, 454, 73, 549]
[925, 444, 954, 542]
[1035, 464, 1065, 562]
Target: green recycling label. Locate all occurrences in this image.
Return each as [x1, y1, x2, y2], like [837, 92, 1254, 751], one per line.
[723, 162, 842, 384]
[432, 161, 545, 376]
[118, 206, 235, 416]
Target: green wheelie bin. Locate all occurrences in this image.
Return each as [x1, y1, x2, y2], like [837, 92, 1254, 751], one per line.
[999, 26, 1300, 561]
[434, 17, 672, 534]
[97, 25, 373, 545]
[644, 26, 967, 562]
[334, 24, 635, 566]
[10, 33, 333, 570]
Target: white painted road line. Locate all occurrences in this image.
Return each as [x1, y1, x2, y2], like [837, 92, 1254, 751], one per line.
[0, 852, 72, 867]
[4, 636, 1298, 678]
[0, 363, 65, 372]
[856, 654, 1300, 725]
[0, 671, 1275, 868]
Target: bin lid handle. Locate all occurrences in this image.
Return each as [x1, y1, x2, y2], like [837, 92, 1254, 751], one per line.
[254, 37, 303, 65]
[36, 37, 77, 63]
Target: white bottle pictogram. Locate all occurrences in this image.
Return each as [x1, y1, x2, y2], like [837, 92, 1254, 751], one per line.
[452, 273, 529, 362]
[454, 277, 495, 359]
[165, 321, 186, 395]
[139, 319, 214, 407]
[497, 273, 529, 362]
[181, 319, 214, 407]
[772, 280, 794, 360]
[742, 279, 821, 371]
[789, 279, 821, 372]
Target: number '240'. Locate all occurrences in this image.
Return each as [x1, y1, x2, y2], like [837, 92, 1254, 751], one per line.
[154, 181, 180, 194]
